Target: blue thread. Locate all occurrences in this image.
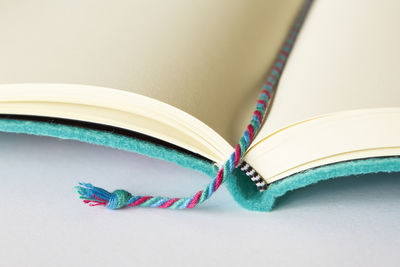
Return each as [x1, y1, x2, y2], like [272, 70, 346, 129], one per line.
[260, 93, 270, 102]
[263, 86, 272, 93]
[151, 198, 169, 207]
[252, 115, 261, 127]
[139, 197, 158, 207]
[275, 61, 284, 69]
[179, 196, 194, 209]
[75, 0, 314, 210]
[283, 45, 291, 53]
[256, 103, 265, 110]
[263, 84, 273, 91]
[271, 69, 280, 78]
[244, 131, 250, 146]
[208, 179, 216, 198]
[229, 154, 235, 172]
[127, 196, 141, 205]
[267, 76, 277, 85]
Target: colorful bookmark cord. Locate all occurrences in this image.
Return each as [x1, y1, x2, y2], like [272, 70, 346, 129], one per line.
[76, 0, 313, 210]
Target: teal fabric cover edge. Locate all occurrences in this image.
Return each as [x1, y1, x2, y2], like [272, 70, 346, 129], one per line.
[0, 119, 219, 178]
[1, 118, 399, 211]
[226, 156, 400, 211]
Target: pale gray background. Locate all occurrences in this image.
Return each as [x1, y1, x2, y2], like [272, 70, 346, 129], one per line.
[0, 132, 399, 267]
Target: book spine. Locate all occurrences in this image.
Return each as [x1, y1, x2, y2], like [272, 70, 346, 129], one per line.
[238, 162, 268, 192]
[76, 0, 314, 210]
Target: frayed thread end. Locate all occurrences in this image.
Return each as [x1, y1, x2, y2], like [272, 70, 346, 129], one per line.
[75, 182, 110, 207]
[75, 183, 133, 209]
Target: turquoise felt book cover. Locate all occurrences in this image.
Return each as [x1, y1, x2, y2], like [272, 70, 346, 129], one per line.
[1, 0, 399, 211]
[1, 118, 399, 211]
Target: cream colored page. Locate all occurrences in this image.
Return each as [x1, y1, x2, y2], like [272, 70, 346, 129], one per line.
[0, 0, 302, 145]
[252, 0, 400, 146]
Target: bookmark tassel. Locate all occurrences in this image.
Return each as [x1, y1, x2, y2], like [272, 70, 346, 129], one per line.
[76, 0, 313, 210]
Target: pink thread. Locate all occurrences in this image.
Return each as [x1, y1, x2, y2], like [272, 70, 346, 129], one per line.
[159, 198, 179, 208]
[257, 100, 267, 110]
[129, 196, 152, 206]
[277, 58, 285, 66]
[187, 190, 203, 208]
[262, 90, 271, 99]
[254, 110, 263, 123]
[83, 199, 106, 206]
[273, 65, 282, 72]
[93, 194, 107, 203]
[89, 202, 106, 207]
[214, 169, 224, 191]
[234, 145, 241, 166]
[247, 124, 254, 141]
[75, 0, 314, 210]
[284, 40, 293, 48]
[265, 81, 274, 89]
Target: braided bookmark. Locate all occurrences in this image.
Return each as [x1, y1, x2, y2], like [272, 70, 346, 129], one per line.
[76, 0, 313, 210]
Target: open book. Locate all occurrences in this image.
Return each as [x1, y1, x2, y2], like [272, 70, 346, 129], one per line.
[0, 0, 399, 211]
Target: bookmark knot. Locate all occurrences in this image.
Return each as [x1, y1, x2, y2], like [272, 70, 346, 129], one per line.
[75, 0, 313, 210]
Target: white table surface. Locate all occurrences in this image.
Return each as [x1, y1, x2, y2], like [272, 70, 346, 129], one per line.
[1, 132, 399, 267]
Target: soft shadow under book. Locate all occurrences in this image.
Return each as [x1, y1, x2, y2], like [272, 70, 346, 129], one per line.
[0, 0, 399, 211]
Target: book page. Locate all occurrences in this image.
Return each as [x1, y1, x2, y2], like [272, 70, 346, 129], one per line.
[0, 0, 303, 146]
[253, 0, 400, 144]
[245, 0, 400, 182]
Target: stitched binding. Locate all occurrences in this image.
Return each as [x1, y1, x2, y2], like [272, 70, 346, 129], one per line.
[238, 162, 268, 192]
[76, 0, 314, 210]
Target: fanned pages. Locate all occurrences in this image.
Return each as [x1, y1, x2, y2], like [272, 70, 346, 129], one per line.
[245, 0, 400, 183]
[0, 0, 399, 211]
[0, 0, 303, 154]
